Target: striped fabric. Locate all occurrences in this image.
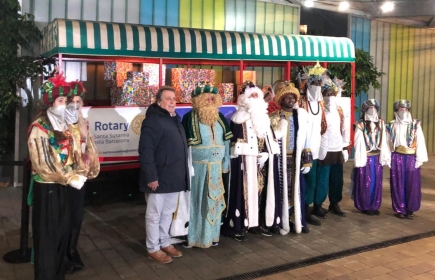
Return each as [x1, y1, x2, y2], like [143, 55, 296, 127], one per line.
[41, 19, 355, 62]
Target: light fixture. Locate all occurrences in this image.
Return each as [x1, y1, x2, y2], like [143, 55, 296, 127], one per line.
[380, 1, 394, 13]
[338, 1, 350, 11]
[304, 0, 314, 8]
[300, 25, 308, 34]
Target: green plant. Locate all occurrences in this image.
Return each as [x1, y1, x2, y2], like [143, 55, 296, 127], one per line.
[0, 0, 42, 158]
[327, 49, 384, 97]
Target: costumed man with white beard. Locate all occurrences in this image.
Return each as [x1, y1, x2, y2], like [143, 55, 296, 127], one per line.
[249, 84, 283, 237]
[296, 63, 326, 226]
[386, 100, 428, 219]
[352, 99, 390, 215]
[180, 83, 232, 248]
[316, 76, 349, 216]
[221, 82, 280, 241]
[269, 82, 313, 234]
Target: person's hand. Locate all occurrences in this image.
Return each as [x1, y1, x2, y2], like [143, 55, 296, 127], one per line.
[148, 180, 159, 191]
[257, 152, 269, 169]
[301, 167, 311, 174]
[69, 178, 84, 190]
[342, 150, 349, 163]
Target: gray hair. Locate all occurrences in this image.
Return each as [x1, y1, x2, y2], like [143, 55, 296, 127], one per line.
[155, 86, 176, 103]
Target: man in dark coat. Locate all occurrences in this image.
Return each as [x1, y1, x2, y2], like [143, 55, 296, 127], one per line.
[139, 86, 189, 264]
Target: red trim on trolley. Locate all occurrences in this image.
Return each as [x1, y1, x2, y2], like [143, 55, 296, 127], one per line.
[100, 163, 140, 171]
[99, 156, 139, 162]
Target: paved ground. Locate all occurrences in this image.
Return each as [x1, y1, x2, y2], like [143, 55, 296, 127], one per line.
[1, 156, 435, 280]
[258, 236, 435, 280]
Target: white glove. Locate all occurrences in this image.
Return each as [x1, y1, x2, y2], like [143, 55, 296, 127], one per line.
[230, 146, 238, 159]
[342, 150, 349, 163]
[69, 175, 87, 190]
[415, 161, 423, 169]
[257, 152, 269, 169]
[301, 167, 311, 174]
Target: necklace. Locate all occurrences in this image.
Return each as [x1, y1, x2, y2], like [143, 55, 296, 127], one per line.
[307, 100, 320, 115]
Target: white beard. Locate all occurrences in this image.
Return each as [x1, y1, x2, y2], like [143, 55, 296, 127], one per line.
[242, 97, 270, 139]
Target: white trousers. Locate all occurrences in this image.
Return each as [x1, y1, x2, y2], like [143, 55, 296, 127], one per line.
[145, 192, 178, 253]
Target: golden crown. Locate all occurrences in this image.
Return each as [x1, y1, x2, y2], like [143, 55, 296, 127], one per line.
[274, 81, 300, 105]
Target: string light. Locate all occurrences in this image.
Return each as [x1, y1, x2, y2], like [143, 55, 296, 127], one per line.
[304, 0, 314, 8]
[338, 1, 350, 11]
[380, 1, 395, 13]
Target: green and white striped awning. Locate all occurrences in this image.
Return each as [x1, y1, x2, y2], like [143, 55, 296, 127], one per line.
[41, 19, 355, 62]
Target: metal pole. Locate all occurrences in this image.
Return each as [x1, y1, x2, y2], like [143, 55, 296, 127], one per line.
[351, 62, 356, 147]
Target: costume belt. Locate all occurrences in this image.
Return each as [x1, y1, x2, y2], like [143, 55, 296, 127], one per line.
[367, 150, 380, 156]
[395, 145, 416, 155]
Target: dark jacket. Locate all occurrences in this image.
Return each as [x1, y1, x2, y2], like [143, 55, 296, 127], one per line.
[139, 103, 189, 193]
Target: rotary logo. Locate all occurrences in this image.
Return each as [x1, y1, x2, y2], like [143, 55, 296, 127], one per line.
[131, 113, 145, 135]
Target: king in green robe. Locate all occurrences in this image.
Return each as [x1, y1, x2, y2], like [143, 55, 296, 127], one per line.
[181, 83, 233, 248]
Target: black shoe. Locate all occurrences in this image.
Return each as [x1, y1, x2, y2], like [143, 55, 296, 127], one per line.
[301, 226, 310, 234]
[64, 260, 79, 275]
[312, 204, 328, 219]
[212, 242, 219, 246]
[363, 210, 375, 216]
[395, 213, 405, 219]
[68, 252, 84, 271]
[182, 241, 192, 248]
[374, 210, 380, 215]
[270, 226, 280, 234]
[305, 204, 321, 226]
[328, 203, 346, 217]
[248, 227, 261, 234]
[234, 234, 247, 242]
[406, 211, 414, 219]
[306, 213, 321, 226]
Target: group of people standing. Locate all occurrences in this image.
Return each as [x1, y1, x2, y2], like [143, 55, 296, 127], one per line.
[139, 62, 428, 265]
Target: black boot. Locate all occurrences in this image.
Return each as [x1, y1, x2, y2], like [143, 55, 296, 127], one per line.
[362, 210, 375, 216]
[67, 228, 84, 271]
[406, 211, 414, 219]
[312, 204, 328, 219]
[328, 203, 346, 217]
[305, 204, 321, 226]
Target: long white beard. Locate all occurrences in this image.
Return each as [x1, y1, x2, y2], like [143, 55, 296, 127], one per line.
[242, 97, 270, 138]
[395, 111, 412, 124]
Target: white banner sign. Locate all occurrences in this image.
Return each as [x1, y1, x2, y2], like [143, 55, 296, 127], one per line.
[81, 107, 147, 158]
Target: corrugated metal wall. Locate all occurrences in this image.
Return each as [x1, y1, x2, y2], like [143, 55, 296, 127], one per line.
[140, 0, 179, 26]
[175, 0, 300, 88]
[411, 28, 435, 153]
[350, 16, 371, 121]
[368, 20, 435, 153]
[22, 0, 141, 24]
[368, 20, 390, 122]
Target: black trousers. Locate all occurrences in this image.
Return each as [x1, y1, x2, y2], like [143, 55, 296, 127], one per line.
[67, 185, 85, 258]
[32, 182, 71, 280]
